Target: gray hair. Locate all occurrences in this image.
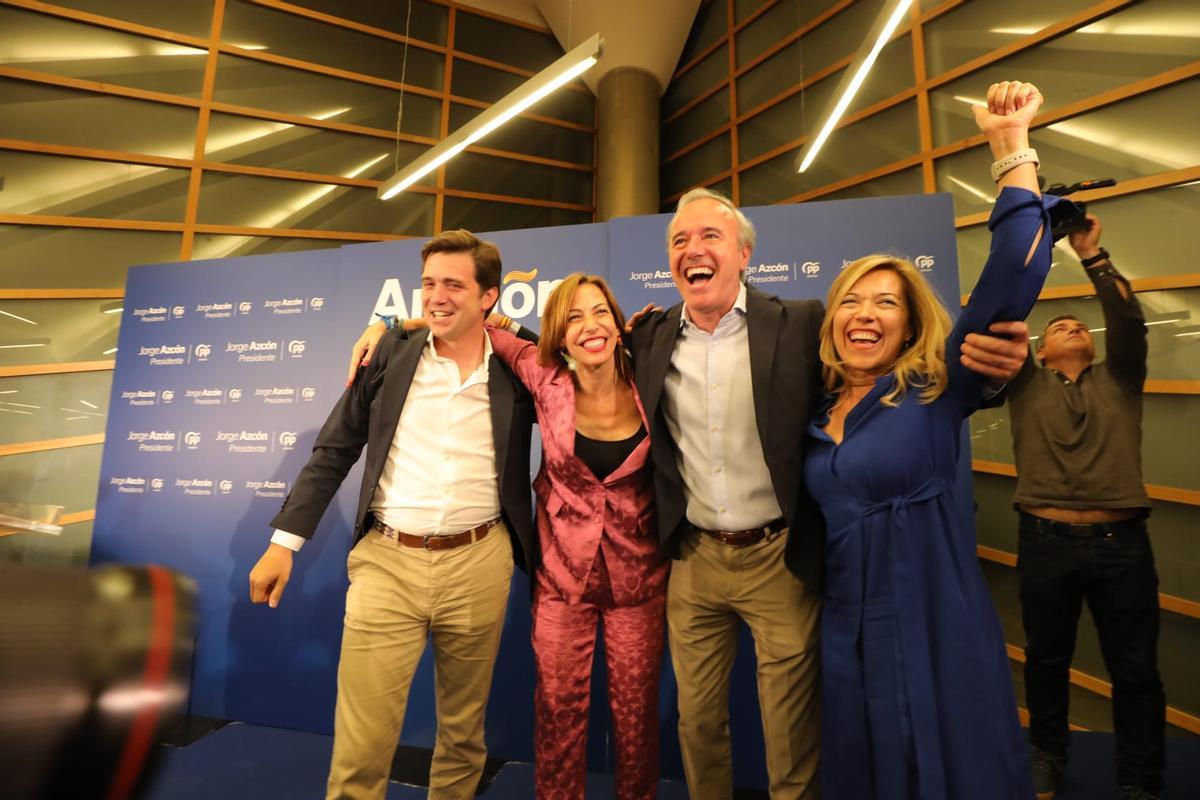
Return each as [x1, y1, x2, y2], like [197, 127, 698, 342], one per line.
[666, 187, 757, 253]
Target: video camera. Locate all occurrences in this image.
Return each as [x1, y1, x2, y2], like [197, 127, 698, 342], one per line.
[0, 564, 195, 800]
[1042, 177, 1116, 240]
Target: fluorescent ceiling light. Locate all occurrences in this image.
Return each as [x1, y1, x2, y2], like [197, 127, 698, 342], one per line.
[1045, 118, 1191, 171]
[103, 347, 118, 355]
[59, 407, 103, 416]
[245, 154, 387, 231]
[992, 22, 1200, 37]
[0, 309, 38, 325]
[379, 34, 603, 200]
[0, 343, 46, 349]
[80, 400, 99, 409]
[946, 176, 995, 204]
[988, 26, 1045, 36]
[797, 0, 912, 173]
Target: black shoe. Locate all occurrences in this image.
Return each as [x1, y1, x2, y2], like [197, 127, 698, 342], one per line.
[1030, 746, 1065, 800]
[1118, 787, 1159, 800]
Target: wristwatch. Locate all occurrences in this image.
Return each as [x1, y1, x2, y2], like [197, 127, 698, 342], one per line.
[990, 148, 1039, 182]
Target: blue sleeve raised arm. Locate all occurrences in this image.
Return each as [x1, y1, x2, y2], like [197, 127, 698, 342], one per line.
[946, 187, 1057, 405]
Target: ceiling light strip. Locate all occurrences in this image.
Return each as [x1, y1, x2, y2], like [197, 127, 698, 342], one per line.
[378, 33, 603, 200]
[797, 0, 913, 174]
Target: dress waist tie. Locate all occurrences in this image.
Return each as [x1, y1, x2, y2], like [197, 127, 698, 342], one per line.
[863, 476, 952, 798]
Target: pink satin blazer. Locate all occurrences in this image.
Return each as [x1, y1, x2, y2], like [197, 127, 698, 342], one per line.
[489, 328, 667, 606]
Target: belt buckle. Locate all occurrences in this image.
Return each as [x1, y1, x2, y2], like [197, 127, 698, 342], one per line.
[423, 534, 435, 550]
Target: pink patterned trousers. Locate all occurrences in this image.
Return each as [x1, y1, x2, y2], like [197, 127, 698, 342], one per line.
[531, 556, 666, 800]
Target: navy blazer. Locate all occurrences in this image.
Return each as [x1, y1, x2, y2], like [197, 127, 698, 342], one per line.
[270, 326, 538, 571]
[627, 284, 827, 591]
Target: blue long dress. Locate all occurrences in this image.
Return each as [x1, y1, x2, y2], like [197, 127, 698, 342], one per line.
[804, 188, 1056, 799]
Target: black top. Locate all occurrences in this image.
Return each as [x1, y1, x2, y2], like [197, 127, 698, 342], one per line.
[574, 426, 646, 480]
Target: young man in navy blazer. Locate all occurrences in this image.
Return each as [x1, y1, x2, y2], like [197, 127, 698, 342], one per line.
[249, 230, 537, 800]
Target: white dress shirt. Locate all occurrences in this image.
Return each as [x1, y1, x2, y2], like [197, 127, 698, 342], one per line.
[273, 334, 500, 551]
[662, 284, 783, 531]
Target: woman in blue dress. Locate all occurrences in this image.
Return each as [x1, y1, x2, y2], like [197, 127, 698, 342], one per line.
[805, 81, 1055, 798]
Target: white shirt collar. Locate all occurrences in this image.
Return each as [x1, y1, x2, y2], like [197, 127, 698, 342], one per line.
[680, 283, 748, 330]
[426, 327, 493, 378]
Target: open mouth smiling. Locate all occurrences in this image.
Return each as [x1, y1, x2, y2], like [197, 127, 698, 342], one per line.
[578, 336, 608, 353]
[847, 329, 881, 349]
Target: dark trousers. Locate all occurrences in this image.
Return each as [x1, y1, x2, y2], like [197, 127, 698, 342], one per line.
[1017, 513, 1165, 792]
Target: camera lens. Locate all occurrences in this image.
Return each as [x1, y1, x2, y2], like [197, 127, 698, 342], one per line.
[0, 564, 195, 800]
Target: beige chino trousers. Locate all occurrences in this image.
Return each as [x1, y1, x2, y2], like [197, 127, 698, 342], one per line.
[667, 528, 821, 800]
[325, 523, 514, 800]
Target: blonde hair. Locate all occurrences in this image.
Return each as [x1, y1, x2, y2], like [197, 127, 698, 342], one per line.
[819, 255, 952, 406]
[537, 274, 633, 385]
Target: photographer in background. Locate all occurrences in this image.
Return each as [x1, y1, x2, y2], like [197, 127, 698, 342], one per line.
[1006, 213, 1165, 800]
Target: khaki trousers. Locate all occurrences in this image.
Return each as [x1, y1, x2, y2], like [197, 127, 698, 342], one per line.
[326, 524, 514, 800]
[667, 529, 821, 800]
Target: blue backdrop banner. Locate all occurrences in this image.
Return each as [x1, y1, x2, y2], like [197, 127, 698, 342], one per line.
[93, 192, 966, 788]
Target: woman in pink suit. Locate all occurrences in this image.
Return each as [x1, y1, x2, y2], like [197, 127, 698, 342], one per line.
[487, 273, 667, 800]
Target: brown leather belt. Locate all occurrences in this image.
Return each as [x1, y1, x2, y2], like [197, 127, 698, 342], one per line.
[372, 518, 498, 550]
[694, 517, 787, 547]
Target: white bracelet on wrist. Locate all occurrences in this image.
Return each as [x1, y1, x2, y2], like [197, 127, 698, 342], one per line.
[990, 147, 1039, 182]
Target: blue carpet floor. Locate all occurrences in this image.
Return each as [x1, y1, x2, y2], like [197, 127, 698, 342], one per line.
[139, 722, 689, 799]
[140, 722, 1197, 798]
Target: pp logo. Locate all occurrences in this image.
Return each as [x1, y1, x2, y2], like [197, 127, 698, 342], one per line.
[915, 255, 935, 272]
[238, 301, 252, 314]
[194, 343, 212, 359]
[183, 431, 201, 448]
[161, 390, 175, 403]
[172, 306, 185, 318]
[228, 388, 243, 402]
[219, 480, 233, 494]
[279, 431, 298, 449]
[301, 387, 316, 401]
[310, 297, 325, 310]
[150, 478, 164, 491]
[288, 339, 306, 356]
[801, 261, 820, 278]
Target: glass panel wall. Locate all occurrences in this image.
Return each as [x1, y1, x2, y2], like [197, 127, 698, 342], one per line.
[0, 372, 113, 445]
[0, 299, 122, 369]
[1, 0, 596, 567]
